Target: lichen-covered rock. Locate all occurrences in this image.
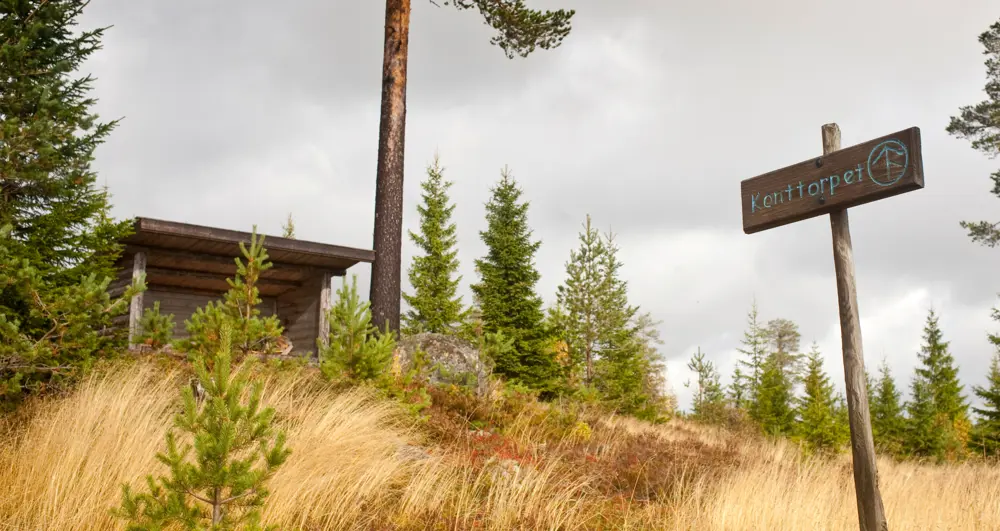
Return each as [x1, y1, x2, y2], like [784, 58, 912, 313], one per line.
[393, 332, 492, 392]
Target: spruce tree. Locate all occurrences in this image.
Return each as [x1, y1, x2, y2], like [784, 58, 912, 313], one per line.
[946, 18, 1000, 247]
[870, 358, 906, 457]
[905, 374, 942, 458]
[795, 343, 848, 453]
[686, 347, 726, 424]
[917, 310, 968, 419]
[116, 324, 290, 529]
[734, 300, 769, 415]
[402, 155, 466, 335]
[553, 214, 607, 384]
[755, 354, 796, 436]
[469, 167, 557, 393]
[971, 347, 1000, 457]
[0, 1, 138, 401]
[913, 308, 971, 459]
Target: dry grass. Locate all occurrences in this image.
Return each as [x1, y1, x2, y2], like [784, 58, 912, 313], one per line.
[0, 358, 997, 530]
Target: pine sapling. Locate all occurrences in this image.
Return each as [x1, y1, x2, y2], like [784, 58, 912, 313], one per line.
[180, 227, 283, 359]
[116, 323, 291, 530]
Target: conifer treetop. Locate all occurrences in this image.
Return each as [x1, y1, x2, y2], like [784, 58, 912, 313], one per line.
[402, 155, 466, 335]
[915, 308, 969, 422]
[444, 0, 575, 59]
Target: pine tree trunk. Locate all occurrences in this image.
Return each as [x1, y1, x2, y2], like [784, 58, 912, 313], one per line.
[369, 0, 412, 336]
[212, 487, 222, 524]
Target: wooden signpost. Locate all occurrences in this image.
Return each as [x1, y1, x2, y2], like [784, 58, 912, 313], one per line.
[741, 123, 924, 531]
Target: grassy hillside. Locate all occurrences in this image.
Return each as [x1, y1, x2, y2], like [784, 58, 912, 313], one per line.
[0, 357, 997, 530]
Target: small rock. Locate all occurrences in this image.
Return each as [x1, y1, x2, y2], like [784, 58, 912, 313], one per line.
[396, 444, 433, 462]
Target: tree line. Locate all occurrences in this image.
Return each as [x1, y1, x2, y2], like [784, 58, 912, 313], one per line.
[399, 155, 673, 420]
[685, 303, 1000, 461]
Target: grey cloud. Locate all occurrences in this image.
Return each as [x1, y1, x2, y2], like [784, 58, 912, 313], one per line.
[77, 0, 1000, 410]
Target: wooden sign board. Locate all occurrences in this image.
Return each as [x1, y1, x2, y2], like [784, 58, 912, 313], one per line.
[741, 127, 924, 234]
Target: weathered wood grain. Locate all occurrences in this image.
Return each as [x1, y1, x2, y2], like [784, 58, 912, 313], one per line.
[144, 266, 301, 289]
[128, 251, 147, 348]
[317, 271, 333, 352]
[825, 123, 889, 531]
[741, 126, 923, 234]
[276, 275, 324, 357]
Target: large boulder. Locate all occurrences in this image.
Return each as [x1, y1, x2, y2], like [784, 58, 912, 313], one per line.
[393, 332, 492, 392]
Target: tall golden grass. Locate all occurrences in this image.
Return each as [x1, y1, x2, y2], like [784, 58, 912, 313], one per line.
[0, 358, 997, 530]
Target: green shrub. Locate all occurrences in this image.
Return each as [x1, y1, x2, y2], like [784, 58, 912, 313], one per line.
[136, 301, 175, 349]
[319, 274, 396, 382]
[0, 226, 145, 405]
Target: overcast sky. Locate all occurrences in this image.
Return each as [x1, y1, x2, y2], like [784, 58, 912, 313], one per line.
[80, 0, 1000, 412]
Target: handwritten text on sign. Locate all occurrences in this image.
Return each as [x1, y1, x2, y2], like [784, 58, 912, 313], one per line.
[740, 127, 924, 234]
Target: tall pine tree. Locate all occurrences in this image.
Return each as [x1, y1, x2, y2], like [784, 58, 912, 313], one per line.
[470, 167, 558, 393]
[367, 0, 574, 335]
[870, 359, 906, 457]
[764, 318, 804, 383]
[0, 0, 137, 401]
[402, 155, 466, 335]
[795, 343, 849, 454]
[946, 18, 1000, 247]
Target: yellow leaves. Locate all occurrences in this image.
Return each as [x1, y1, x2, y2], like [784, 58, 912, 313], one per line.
[567, 420, 592, 444]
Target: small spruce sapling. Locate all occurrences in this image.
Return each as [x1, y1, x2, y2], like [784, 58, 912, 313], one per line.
[319, 275, 396, 382]
[136, 301, 176, 349]
[116, 323, 290, 529]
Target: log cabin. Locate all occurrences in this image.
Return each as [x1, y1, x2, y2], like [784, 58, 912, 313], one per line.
[108, 217, 375, 356]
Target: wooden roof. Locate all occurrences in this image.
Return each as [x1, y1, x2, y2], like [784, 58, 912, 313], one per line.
[118, 217, 374, 297]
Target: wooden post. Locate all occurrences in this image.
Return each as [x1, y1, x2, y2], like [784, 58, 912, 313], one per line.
[128, 251, 147, 349]
[317, 272, 334, 354]
[824, 123, 888, 531]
